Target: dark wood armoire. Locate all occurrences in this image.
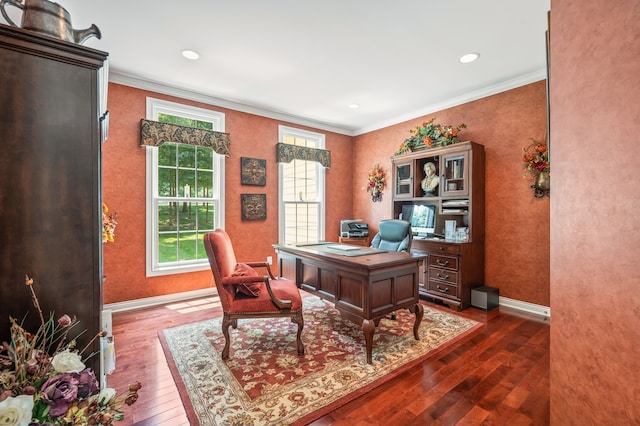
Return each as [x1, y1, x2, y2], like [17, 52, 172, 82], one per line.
[0, 24, 108, 373]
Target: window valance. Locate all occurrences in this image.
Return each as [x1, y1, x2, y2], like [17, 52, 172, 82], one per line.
[276, 143, 331, 168]
[140, 119, 230, 156]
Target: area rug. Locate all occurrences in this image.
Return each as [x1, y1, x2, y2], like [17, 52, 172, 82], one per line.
[160, 296, 481, 425]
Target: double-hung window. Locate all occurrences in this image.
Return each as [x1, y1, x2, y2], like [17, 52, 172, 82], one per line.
[146, 98, 225, 276]
[278, 126, 325, 244]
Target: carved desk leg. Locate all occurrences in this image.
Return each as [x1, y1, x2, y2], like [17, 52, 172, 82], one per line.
[410, 303, 424, 340]
[362, 319, 376, 364]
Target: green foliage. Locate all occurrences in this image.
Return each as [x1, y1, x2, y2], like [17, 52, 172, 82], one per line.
[158, 203, 214, 262]
[154, 114, 217, 265]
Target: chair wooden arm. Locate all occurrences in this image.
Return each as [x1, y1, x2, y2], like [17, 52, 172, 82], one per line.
[221, 275, 292, 310]
[264, 278, 292, 310]
[244, 261, 276, 279]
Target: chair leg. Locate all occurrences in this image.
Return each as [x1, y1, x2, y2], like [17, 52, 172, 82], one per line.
[291, 312, 305, 355]
[221, 315, 233, 359]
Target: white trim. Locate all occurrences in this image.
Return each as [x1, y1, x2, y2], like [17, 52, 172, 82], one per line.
[144, 98, 225, 277]
[357, 69, 547, 135]
[104, 287, 219, 313]
[110, 68, 546, 137]
[277, 126, 326, 244]
[499, 296, 550, 318]
[111, 71, 351, 136]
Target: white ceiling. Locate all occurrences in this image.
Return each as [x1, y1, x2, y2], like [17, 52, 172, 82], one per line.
[3, 0, 550, 135]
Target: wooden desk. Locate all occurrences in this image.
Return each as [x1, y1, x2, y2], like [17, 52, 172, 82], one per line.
[273, 243, 425, 364]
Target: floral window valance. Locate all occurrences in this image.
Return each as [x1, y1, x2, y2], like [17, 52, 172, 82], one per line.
[275, 143, 331, 168]
[140, 119, 231, 156]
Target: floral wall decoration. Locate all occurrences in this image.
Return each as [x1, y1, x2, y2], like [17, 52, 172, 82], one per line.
[0, 276, 141, 425]
[241, 194, 267, 221]
[366, 163, 386, 202]
[102, 203, 118, 243]
[523, 138, 550, 198]
[240, 157, 266, 186]
[394, 118, 467, 155]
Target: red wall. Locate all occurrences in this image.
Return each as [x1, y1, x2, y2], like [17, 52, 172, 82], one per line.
[104, 82, 550, 308]
[102, 84, 353, 303]
[353, 82, 550, 306]
[550, 0, 640, 423]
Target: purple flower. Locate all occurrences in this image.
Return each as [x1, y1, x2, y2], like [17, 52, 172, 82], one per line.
[40, 373, 79, 417]
[76, 369, 99, 399]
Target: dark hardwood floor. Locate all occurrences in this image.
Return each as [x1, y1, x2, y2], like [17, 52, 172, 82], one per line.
[107, 293, 550, 425]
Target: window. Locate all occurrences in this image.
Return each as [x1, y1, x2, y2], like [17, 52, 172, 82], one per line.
[146, 98, 225, 276]
[278, 126, 325, 244]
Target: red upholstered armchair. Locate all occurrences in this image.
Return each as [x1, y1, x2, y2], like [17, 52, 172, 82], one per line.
[203, 229, 304, 359]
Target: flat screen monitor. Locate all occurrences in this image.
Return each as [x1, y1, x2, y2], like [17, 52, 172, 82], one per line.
[401, 204, 436, 235]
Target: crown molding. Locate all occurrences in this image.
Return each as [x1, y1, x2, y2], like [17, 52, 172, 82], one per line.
[108, 70, 355, 136]
[109, 68, 547, 139]
[354, 68, 547, 135]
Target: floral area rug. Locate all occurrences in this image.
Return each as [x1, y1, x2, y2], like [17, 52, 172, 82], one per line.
[160, 296, 481, 426]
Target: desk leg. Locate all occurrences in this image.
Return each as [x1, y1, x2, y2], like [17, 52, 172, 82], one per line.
[410, 303, 424, 340]
[362, 319, 376, 364]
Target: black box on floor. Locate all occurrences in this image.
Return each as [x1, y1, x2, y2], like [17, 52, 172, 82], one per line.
[471, 286, 499, 310]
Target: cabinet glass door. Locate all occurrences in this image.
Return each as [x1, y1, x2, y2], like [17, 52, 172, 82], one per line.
[442, 152, 468, 196]
[395, 162, 412, 197]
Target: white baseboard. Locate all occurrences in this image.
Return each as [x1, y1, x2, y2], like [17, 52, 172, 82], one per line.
[104, 288, 550, 319]
[104, 288, 218, 313]
[499, 296, 550, 318]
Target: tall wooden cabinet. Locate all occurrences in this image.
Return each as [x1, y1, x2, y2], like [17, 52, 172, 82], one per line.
[391, 141, 485, 310]
[0, 25, 108, 372]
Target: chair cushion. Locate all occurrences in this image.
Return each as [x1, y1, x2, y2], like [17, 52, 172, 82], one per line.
[228, 279, 302, 313]
[231, 263, 261, 296]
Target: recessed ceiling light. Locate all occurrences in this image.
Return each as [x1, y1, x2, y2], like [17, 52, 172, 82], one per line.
[181, 49, 200, 60]
[348, 103, 360, 109]
[459, 52, 480, 64]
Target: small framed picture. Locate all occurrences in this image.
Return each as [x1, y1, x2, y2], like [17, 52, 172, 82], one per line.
[241, 194, 266, 221]
[241, 157, 266, 186]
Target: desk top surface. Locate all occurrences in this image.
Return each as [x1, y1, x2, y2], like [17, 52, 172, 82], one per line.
[274, 242, 426, 269]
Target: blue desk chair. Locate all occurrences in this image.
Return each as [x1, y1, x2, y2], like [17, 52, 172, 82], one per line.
[371, 219, 413, 320]
[370, 219, 412, 252]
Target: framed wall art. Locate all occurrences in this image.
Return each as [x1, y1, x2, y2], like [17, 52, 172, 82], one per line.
[241, 194, 266, 221]
[241, 157, 266, 186]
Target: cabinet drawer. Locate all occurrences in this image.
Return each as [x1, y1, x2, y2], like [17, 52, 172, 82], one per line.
[429, 255, 458, 271]
[428, 268, 458, 284]
[427, 280, 458, 298]
[419, 241, 461, 255]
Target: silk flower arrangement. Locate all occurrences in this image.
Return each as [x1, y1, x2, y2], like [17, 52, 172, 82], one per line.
[366, 163, 386, 202]
[0, 276, 140, 425]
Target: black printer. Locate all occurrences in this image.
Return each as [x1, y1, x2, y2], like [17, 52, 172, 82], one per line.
[340, 219, 369, 237]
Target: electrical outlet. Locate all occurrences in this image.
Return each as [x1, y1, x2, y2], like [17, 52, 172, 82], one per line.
[267, 256, 273, 265]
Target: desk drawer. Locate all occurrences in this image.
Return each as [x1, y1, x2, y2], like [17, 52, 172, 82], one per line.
[428, 268, 458, 285]
[429, 255, 458, 271]
[418, 241, 461, 255]
[427, 281, 458, 298]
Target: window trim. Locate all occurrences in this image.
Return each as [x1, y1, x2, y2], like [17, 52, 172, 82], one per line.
[145, 98, 225, 277]
[277, 125, 326, 244]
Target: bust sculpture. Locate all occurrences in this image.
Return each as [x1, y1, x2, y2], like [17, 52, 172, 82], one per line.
[421, 162, 439, 195]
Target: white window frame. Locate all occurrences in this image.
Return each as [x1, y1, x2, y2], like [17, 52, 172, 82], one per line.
[278, 125, 326, 244]
[145, 97, 225, 276]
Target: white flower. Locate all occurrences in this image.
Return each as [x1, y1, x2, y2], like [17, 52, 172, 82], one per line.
[51, 349, 85, 373]
[98, 387, 117, 405]
[0, 395, 34, 426]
